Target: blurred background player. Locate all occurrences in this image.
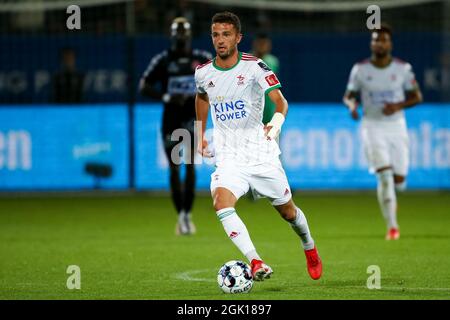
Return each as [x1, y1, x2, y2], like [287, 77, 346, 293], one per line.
[52, 47, 84, 103]
[139, 17, 212, 235]
[343, 24, 423, 240]
[252, 33, 280, 125]
[195, 12, 322, 281]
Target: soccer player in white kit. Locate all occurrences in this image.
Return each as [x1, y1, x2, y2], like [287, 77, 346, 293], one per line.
[343, 25, 423, 240]
[195, 12, 322, 281]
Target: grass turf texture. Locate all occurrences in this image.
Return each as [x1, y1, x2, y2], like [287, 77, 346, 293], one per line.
[0, 192, 449, 300]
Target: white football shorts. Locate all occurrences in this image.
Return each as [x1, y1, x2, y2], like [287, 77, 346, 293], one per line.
[210, 158, 292, 206]
[361, 120, 409, 176]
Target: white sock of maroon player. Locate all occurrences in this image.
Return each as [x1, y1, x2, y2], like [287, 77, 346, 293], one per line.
[377, 169, 398, 229]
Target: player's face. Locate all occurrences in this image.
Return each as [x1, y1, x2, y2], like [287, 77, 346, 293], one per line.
[211, 23, 242, 59]
[171, 22, 191, 51]
[370, 31, 392, 58]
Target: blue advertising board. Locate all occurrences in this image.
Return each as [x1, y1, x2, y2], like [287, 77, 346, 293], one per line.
[135, 103, 449, 190]
[0, 105, 129, 190]
[0, 103, 448, 190]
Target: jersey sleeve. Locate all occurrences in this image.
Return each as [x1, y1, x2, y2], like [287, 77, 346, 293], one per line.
[346, 64, 361, 92]
[255, 59, 282, 93]
[403, 63, 419, 91]
[141, 51, 166, 85]
[194, 68, 206, 94]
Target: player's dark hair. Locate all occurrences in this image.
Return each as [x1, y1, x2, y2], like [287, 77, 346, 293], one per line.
[211, 11, 241, 34]
[372, 23, 393, 37]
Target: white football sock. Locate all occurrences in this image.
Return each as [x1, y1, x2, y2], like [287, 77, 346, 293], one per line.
[376, 170, 398, 229]
[216, 207, 261, 262]
[289, 207, 315, 250]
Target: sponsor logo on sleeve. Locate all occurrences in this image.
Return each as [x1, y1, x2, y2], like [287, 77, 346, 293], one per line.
[265, 74, 280, 86]
[258, 61, 272, 72]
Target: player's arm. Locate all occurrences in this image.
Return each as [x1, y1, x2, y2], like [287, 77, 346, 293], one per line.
[195, 92, 212, 157]
[384, 63, 423, 115]
[264, 88, 288, 140]
[383, 89, 423, 115]
[343, 63, 361, 120]
[343, 90, 360, 120]
[139, 52, 166, 100]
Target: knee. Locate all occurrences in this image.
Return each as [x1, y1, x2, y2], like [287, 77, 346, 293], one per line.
[394, 175, 405, 184]
[394, 175, 407, 192]
[213, 193, 230, 211]
[282, 208, 297, 221]
[276, 202, 297, 221]
[376, 168, 393, 186]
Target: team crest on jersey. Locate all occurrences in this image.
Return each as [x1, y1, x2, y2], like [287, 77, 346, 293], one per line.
[265, 74, 279, 86]
[237, 75, 245, 85]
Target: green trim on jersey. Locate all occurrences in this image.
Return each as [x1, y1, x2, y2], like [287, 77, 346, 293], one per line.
[260, 54, 281, 124]
[212, 52, 242, 71]
[265, 84, 281, 95]
[263, 84, 282, 124]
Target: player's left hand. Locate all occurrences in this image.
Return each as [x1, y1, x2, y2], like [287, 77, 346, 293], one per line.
[264, 125, 272, 139]
[383, 103, 403, 115]
[264, 125, 279, 141]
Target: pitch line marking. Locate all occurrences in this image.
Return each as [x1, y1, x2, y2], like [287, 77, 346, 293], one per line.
[174, 269, 216, 283]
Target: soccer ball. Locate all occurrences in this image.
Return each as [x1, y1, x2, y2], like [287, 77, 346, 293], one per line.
[217, 260, 253, 294]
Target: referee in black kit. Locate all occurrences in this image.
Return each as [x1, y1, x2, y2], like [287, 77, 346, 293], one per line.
[139, 17, 212, 235]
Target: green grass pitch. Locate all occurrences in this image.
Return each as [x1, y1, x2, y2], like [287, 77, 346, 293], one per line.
[0, 192, 449, 300]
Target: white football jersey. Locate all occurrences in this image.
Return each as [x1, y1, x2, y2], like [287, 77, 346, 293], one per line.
[195, 52, 282, 166]
[346, 58, 418, 123]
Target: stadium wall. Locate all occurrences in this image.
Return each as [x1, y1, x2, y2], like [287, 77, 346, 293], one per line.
[0, 103, 448, 191]
[0, 32, 447, 103]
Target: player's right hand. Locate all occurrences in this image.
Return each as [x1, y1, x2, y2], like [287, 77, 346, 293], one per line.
[346, 99, 359, 120]
[198, 139, 213, 158]
[350, 109, 359, 120]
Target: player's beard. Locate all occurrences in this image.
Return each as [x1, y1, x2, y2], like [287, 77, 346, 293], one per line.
[373, 49, 390, 59]
[217, 46, 236, 60]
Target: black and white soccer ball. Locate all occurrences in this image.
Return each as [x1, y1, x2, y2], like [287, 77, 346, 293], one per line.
[217, 260, 253, 294]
